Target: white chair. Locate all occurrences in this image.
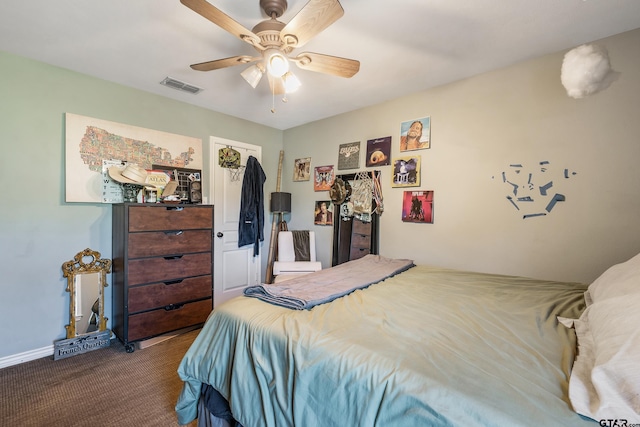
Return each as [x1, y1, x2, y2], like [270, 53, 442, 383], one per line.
[273, 231, 322, 283]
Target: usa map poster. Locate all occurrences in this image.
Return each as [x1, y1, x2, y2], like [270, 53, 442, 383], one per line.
[65, 113, 202, 203]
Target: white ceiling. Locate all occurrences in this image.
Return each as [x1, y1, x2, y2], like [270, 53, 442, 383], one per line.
[1, 0, 639, 130]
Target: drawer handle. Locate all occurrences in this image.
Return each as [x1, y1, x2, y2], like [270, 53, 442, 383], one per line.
[163, 279, 184, 286]
[163, 255, 184, 260]
[164, 230, 184, 236]
[166, 206, 184, 211]
[164, 303, 185, 311]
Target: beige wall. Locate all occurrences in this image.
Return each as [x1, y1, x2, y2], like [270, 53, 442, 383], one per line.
[282, 28, 640, 284]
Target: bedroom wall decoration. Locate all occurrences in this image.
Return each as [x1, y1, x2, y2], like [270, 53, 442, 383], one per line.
[65, 113, 202, 203]
[293, 157, 311, 181]
[400, 116, 431, 151]
[391, 156, 421, 188]
[150, 165, 202, 202]
[337, 142, 361, 170]
[313, 200, 333, 225]
[314, 165, 335, 191]
[561, 44, 619, 99]
[366, 136, 391, 167]
[495, 160, 577, 219]
[402, 191, 434, 223]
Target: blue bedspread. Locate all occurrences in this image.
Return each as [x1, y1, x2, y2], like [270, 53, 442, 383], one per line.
[176, 264, 596, 426]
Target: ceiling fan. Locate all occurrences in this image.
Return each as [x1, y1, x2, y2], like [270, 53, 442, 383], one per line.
[180, 0, 360, 95]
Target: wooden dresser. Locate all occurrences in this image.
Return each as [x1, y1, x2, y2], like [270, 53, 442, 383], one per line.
[349, 219, 372, 260]
[112, 203, 213, 352]
[333, 217, 378, 266]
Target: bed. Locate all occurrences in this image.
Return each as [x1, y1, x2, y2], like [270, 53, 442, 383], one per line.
[175, 254, 640, 426]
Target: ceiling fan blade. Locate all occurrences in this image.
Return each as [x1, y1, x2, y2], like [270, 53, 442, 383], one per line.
[190, 55, 258, 71]
[280, 0, 344, 48]
[292, 52, 359, 78]
[180, 0, 261, 46]
[267, 73, 285, 95]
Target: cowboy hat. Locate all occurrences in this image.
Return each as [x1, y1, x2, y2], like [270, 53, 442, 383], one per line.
[329, 177, 352, 204]
[108, 163, 155, 187]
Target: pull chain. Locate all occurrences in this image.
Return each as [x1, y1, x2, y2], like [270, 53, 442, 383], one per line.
[271, 82, 276, 113]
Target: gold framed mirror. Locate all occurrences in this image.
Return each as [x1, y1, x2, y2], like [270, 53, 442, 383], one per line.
[62, 248, 111, 339]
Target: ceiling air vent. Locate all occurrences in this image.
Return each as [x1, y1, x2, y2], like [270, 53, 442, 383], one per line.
[160, 77, 203, 94]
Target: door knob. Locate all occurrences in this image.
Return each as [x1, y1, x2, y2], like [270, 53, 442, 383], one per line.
[216, 232, 223, 238]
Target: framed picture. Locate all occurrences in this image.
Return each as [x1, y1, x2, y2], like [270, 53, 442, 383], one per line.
[314, 200, 334, 225]
[399, 116, 430, 152]
[366, 136, 391, 167]
[391, 156, 421, 187]
[337, 142, 360, 170]
[402, 191, 434, 223]
[293, 157, 311, 181]
[314, 165, 335, 191]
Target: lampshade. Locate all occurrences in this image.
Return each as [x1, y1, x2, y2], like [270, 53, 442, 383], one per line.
[283, 71, 301, 93]
[265, 49, 289, 77]
[270, 192, 291, 213]
[241, 64, 264, 88]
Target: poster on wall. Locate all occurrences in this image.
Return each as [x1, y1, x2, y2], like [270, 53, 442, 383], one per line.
[366, 136, 391, 167]
[391, 156, 421, 187]
[337, 141, 360, 170]
[399, 117, 430, 151]
[101, 159, 126, 203]
[314, 165, 335, 191]
[65, 113, 203, 203]
[402, 190, 434, 223]
[313, 200, 334, 225]
[293, 157, 311, 181]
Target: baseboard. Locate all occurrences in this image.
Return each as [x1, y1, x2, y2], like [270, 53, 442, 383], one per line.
[0, 345, 54, 369]
[0, 327, 199, 368]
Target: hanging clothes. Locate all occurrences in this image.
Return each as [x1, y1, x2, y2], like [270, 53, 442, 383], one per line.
[238, 155, 267, 256]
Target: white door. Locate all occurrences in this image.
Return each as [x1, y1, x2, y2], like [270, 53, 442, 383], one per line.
[210, 137, 262, 307]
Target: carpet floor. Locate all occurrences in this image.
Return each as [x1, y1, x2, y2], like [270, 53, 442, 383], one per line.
[0, 329, 200, 427]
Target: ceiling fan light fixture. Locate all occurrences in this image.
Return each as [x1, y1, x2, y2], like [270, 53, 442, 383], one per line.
[265, 49, 289, 77]
[241, 63, 265, 88]
[181, 0, 359, 101]
[283, 71, 301, 93]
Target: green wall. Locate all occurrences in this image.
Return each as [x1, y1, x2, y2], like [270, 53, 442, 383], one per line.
[0, 51, 282, 359]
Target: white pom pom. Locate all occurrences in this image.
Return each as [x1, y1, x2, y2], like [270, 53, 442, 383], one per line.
[561, 44, 618, 99]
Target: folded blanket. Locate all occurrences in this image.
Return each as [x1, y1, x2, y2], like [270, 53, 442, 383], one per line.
[244, 254, 414, 309]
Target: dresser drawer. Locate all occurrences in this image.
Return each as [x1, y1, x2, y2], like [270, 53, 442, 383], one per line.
[351, 232, 371, 249]
[352, 218, 371, 235]
[127, 252, 212, 286]
[127, 275, 212, 313]
[128, 206, 212, 232]
[127, 298, 212, 342]
[128, 230, 211, 258]
[350, 246, 370, 260]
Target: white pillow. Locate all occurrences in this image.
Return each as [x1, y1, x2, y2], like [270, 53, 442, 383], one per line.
[588, 252, 640, 302]
[567, 253, 640, 422]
